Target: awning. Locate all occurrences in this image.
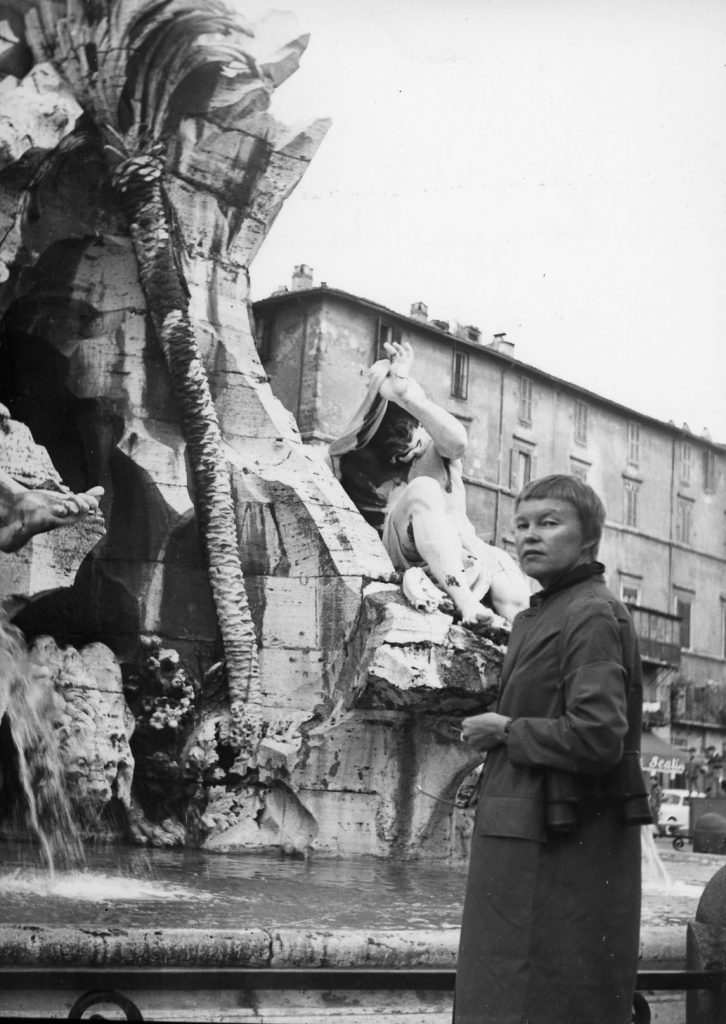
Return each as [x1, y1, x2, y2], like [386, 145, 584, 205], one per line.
[640, 732, 686, 774]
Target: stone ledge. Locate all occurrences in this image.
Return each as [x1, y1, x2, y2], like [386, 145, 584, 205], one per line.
[0, 924, 683, 970]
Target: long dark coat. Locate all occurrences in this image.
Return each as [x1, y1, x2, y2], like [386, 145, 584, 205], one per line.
[454, 564, 646, 1024]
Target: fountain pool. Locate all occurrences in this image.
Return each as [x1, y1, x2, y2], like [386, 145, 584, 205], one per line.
[0, 841, 469, 932]
[0, 837, 715, 934]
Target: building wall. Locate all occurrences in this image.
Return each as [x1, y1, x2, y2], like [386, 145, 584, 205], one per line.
[253, 285, 726, 749]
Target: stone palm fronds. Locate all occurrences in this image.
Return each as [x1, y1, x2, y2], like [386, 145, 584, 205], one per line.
[27, 0, 305, 148]
[23, 0, 311, 749]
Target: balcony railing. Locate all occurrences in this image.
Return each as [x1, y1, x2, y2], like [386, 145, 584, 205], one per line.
[672, 683, 726, 728]
[626, 604, 682, 667]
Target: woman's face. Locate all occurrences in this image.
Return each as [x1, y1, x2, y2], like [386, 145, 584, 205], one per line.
[514, 497, 593, 586]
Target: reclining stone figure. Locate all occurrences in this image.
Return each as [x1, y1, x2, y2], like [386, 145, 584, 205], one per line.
[328, 341, 530, 626]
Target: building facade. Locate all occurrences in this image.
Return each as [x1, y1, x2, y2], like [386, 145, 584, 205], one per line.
[253, 267, 726, 777]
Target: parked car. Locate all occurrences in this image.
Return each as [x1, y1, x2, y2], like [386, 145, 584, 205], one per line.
[658, 789, 705, 836]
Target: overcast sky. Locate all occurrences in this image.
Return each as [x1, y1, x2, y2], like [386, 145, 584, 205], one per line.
[242, 0, 726, 442]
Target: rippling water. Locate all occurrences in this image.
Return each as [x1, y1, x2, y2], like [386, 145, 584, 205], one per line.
[0, 838, 716, 933]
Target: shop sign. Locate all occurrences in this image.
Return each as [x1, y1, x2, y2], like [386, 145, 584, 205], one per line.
[641, 753, 684, 774]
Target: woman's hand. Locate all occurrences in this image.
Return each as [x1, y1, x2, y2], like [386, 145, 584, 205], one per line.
[461, 712, 511, 750]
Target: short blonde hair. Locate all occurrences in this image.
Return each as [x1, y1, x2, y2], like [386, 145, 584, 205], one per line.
[515, 474, 606, 555]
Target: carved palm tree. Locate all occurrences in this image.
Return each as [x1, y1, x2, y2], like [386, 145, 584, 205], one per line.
[26, 0, 301, 748]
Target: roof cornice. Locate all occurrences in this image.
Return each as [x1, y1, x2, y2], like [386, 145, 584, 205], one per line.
[252, 285, 725, 449]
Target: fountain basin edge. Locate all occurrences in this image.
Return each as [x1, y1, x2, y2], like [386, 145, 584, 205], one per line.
[0, 924, 688, 1021]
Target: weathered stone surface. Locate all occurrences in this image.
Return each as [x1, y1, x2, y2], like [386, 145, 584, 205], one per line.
[0, 0, 508, 860]
[204, 780, 319, 855]
[0, 925, 271, 966]
[685, 863, 726, 1022]
[0, 62, 80, 171]
[0, 418, 105, 600]
[30, 636, 136, 820]
[270, 928, 459, 969]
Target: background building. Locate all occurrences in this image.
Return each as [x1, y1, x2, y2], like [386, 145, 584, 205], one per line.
[253, 266, 726, 781]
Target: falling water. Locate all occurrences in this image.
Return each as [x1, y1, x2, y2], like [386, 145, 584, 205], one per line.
[0, 617, 84, 875]
[642, 824, 672, 890]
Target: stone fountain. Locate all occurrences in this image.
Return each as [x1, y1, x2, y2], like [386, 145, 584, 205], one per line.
[0, 3, 711, 1020]
[0, 0, 498, 863]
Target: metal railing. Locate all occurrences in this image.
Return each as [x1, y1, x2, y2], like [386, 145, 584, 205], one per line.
[0, 965, 723, 1021]
[626, 603, 682, 667]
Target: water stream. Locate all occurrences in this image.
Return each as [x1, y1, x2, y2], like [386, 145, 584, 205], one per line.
[641, 824, 673, 891]
[0, 619, 84, 875]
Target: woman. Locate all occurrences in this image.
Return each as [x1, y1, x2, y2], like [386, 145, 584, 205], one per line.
[454, 474, 651, 1024]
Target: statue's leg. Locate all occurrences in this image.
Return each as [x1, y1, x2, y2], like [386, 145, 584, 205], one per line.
[384, 476, 493, 625]
[466, 539, 531, 622]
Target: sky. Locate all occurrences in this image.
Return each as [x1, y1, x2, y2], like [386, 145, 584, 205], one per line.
[240, 0, 726, 442]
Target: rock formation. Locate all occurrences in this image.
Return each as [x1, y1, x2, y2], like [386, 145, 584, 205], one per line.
[0, 0, 502, 859]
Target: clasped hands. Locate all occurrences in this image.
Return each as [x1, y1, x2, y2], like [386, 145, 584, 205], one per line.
[460, 712, 511, 750]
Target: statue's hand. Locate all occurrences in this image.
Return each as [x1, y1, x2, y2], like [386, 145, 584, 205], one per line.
[379, 339, 418, 404]
[402, 567, 445, 613]
[383, 338, 414, 376]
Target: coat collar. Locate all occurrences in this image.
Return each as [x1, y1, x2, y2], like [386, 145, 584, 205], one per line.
[529, 561, 605, 608]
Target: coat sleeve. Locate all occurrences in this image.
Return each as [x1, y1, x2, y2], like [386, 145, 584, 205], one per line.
[505, 601, 629, 775]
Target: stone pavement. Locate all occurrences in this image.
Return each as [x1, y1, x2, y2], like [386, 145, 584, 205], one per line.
[641, 839, 724, 963]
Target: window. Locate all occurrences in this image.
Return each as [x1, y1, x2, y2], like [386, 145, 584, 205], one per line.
[627, 421, 640, 465]
[623, 479, 639, 528]
[451, 350, 469, 399]
[518, 376, 532, 425]
[676, 497, 693, 545]
[680, 440, 692, 483]
[704, 449, 717, 493]
[510, 447, 534, 493]
[570, 458, 588, 482]
[253, 313, 274, 361]
[619, 572, 642, 606]
[621, 583, 641, 606]
[574, 401, 588, 445]
[675, 596, 692, 650]
[376, 319, 401, 357]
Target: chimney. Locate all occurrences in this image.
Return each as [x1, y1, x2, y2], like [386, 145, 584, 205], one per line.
[490, 332, 515, 355]
[410, 301, 428, 322]
[431, 318, 450, 333]
[291, 264, 314, 291]
[452, 321, 481, 344]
